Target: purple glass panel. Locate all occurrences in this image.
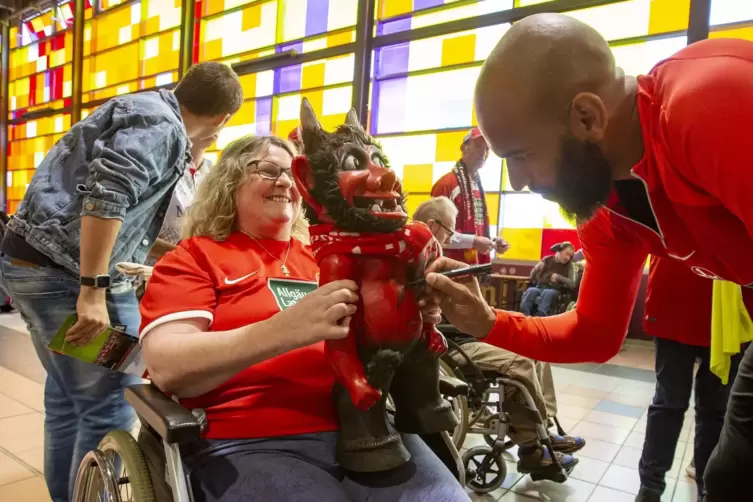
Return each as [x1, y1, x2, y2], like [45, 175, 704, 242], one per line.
[255, 97, 272, 136]
[374, 43, 410, 79]
[414, 0, 444, 10]
[305, 0, 330, 37]
[278, 41, 303, 54]
[373, 77, 407, 135]
[377, 16, 411, 36]
[276, 65, 302, 94]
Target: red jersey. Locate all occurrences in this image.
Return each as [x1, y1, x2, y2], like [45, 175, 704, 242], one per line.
[139, 232, 339, 439]
[432, 169, 490, 265]
[485, 38, 753, 362]
[644, 256, 713, 347]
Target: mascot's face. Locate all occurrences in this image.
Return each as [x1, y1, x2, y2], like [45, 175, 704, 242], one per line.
[292, 98, 408, 233]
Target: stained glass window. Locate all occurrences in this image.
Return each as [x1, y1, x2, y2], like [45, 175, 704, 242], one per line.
[372, 0, 692, 261]
[7, 113, 71, 214]
[81, 0, 182, 103]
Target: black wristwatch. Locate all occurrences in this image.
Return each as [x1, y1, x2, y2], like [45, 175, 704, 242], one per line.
[80, 275, 111, 289]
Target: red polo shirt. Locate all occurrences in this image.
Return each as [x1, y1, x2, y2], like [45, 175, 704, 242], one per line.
[484, 38, 753, 362]
[139, 232, 339, 439]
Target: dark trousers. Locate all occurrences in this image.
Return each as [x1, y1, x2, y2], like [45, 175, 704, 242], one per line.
[704, 343, 753, 501]
[638, 337, 744, 501]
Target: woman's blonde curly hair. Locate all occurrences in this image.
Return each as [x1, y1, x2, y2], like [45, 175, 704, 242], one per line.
[182, 135, 309, 243]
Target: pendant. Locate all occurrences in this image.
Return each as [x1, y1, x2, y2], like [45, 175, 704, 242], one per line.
[281, 263, 291, 277]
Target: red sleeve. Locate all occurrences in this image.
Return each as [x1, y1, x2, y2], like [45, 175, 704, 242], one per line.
[663, 41, 753, 237]
[483, 212, 649, 363]
[139, 240, 217, 339]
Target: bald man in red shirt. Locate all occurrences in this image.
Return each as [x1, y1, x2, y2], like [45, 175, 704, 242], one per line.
[423, 14, 753, 502]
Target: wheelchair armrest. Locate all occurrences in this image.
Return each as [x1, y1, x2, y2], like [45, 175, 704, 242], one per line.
[439, 375, 469, 397]
[125, 384, 202, 445]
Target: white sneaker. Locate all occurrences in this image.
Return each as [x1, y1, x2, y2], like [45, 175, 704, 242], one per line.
[686, 458, 695, 480]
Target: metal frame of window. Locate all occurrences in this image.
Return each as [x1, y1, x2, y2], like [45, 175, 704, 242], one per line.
[0, 0, 713, 211]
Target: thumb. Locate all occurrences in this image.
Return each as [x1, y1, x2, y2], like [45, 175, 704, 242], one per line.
[426, 273, 474, 302]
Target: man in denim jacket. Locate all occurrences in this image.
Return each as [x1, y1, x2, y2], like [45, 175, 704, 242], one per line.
[0, 61, 243, 502]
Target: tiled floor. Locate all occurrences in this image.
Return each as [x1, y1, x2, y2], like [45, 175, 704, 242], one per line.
[0, 313, 697, 502]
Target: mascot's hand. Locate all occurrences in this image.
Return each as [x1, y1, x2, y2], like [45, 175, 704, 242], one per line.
[349, 378, 382, 411]
[427, 328, 448, 356]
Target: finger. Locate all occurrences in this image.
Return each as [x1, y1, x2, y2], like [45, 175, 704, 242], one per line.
[66, 324, 99, 345]
[341, 316, 352, 328]
[425, 273, 477, 302]
[66, 318, 91, 337]
[426, 257, 467, 275]
[319, 288, 359, 310]
[324, 303, 357, 324]
[316, 280, 358, 295]
[326, 324, 350, 340]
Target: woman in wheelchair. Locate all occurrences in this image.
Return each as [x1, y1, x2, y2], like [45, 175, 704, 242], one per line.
[137, 135, 469, 502]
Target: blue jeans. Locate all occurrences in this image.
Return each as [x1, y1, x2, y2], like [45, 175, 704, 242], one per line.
[638, 337, 744, 501]
[0, 256, 141, 502]
[181, 431, 469, 501]
[520, 287, 560, 316]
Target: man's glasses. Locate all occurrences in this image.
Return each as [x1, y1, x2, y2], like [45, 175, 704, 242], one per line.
[437, 221, 455, 239]
[245, 159, 293, 182]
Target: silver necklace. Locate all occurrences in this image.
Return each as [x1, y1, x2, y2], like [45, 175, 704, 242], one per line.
[242, 230, 292, 277]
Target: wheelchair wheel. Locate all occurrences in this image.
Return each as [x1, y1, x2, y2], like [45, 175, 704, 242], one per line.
[438, 359, 469, 449]
[462, 445, 506, 493]
[74, 430, 156, 502]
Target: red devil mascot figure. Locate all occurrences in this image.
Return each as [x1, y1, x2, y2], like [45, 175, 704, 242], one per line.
[291, 99, 457, 472]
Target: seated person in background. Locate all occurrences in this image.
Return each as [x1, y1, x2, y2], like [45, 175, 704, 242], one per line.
[140, 135, 469, 502]
[520, 242, 576, 316]
[413, 197, 585, 474]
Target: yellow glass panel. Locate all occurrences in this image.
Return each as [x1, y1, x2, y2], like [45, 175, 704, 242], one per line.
[441, 34, 476, 67]
[710, 26, 753, 41]
[485, 193, 500, 226]
[301, 62, 326, 89]
[402, 164, 434, 193]
[227, 100, 257, 126]
[379, 0, 413, 19]
[648, 0, 691, 34]
[500, 228, 543, 261]
[435, 131, 467, 162]
[327, 30, 355, 48]
[405, 193, 431, 219]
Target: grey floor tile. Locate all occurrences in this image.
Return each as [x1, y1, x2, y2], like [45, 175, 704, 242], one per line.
[593, 399, 646, 419]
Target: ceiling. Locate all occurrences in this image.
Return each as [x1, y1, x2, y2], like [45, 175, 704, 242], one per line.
[0, 0, 48, 23]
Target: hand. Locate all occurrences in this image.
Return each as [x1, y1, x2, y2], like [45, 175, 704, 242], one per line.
[494, 238, 511, 255]
[550, 273, 560, 283]
[423, 257, 496, 339]
[472, 236, 494, 254]
[270, 280, 359, 347]
[66, 288, 110, 345]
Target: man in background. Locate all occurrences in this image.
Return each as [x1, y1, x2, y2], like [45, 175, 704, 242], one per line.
[520, 242, 577, 316]
[0, 62, 243, 502]
[431, 128, 510, 265]
[638, 257, 744, 502]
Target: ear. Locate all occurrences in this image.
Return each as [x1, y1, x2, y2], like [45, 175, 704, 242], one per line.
[568, 92, 608, 142]
[291, 155, 323, 216]
[300, 98, 323, 154]
[345, 108, 364, 132]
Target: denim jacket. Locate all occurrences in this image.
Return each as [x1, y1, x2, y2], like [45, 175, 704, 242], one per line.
[9, 89, 191, 285]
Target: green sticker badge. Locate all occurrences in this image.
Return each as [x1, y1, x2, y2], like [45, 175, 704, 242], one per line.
[268, 278, 318, 310]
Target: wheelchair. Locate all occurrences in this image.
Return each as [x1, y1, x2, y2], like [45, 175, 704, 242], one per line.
[436, 324, 575, 494]
[72, 378, 471, 502]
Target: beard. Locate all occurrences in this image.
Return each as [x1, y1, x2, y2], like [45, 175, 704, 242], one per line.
[543, 134, 614, 222]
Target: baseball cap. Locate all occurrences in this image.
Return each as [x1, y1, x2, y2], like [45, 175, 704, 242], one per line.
[462, 127, 485, 145]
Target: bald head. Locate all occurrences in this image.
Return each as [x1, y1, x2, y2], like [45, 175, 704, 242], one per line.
[474, 14, 625, 222]
[476, 13, 615, 122]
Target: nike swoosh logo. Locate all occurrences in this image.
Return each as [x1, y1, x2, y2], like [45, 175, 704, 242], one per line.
[224, 271, 259, 285]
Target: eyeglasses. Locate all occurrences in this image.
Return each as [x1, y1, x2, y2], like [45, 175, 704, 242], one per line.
[436, 221, 455, 239]
[246, 159, 293, 182]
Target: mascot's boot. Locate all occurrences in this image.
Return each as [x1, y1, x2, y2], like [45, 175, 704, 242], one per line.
[335, 349, 410, 472]
[390, 341, 458, 434]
